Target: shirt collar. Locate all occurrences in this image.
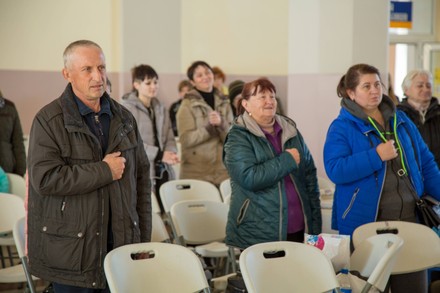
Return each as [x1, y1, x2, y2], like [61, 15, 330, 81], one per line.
[74, 95, 112, 118]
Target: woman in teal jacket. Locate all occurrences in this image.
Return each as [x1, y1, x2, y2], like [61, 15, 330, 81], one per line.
[324, 64, 440, 293]
[223, 78, 321, 250]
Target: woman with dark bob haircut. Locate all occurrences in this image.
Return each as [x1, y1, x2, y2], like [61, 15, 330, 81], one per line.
[223, 77, 321, 249]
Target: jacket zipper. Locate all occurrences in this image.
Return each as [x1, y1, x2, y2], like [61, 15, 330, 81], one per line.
[342, 188, 360, 219]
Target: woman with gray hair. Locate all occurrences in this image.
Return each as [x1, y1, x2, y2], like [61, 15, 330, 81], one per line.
[397, 69, 440, 167]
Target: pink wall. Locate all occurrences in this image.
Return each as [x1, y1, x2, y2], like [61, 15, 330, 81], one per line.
[1, 69, 339, 178]
[287, 73, 342, 178]
[0, 70, 289, 135]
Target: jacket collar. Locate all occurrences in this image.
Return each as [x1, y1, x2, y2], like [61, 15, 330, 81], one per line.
[60, 83, 129, 130]
[235, 112, 298, 140]
[339, 95, 404, 134]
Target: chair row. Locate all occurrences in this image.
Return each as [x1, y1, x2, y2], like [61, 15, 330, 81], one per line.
[239, 220, 440, 293]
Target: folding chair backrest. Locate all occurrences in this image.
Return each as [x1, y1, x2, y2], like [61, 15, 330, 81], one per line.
[170, 200, 228, 245]
[5, 173, 26, 199]
[104, 242, 210, 293]
[159, 179, 222, 213]
[239, 241, 341, 293]
[353, 221, 440, 274]
[0, 193, 25, 233]
[350, 233, 404, 292]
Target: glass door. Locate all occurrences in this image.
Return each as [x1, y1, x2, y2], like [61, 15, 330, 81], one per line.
[423, 43, 440, 97]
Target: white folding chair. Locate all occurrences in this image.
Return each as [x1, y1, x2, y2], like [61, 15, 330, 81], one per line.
[0, 205, 36, 291]
[239, 241, 342, 293]
[0, 193, 25, 268]
[12, 217, 38, 293]
[151, 212, 171, 243]
[159, 179, 222, 243]
[170, 200, 235, 276]
[5, 173, 26, 199]
[219, 178, 231, 202]
[350, 233, 404, 293]
[352, 221, 440, 274]
[104, 242, 210, 293]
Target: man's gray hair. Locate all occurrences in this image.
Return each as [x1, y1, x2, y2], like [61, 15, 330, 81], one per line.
[63, 40, 102, 67]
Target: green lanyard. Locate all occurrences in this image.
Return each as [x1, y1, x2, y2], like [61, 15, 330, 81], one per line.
[368, 114, 407, 175]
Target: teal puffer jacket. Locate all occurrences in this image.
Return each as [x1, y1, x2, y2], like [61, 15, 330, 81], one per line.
[223, 113, 321, 249]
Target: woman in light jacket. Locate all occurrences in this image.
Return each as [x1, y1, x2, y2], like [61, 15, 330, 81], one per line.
[121, 65, 179, 212]
[176, 61, 233, 186]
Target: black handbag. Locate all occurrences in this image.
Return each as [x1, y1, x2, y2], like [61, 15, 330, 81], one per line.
[226, 271, 248, 293]
[414, 195, 440, 229]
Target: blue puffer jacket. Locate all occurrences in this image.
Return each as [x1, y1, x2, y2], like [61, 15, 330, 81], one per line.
[223, 112, 321, 249]
[324, 101, 440, 236]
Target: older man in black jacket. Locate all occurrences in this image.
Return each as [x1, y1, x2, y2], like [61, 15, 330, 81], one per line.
[27, 40, 151, 292]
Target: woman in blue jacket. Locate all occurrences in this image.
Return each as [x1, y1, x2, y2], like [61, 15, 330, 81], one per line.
[223, 78, 321, 250]
[324, 64, 440, 293]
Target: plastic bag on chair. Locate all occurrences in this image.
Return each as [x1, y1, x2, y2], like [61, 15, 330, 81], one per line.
[305, 233, 350, 272]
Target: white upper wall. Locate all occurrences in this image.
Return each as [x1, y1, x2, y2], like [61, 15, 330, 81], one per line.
[0, 0, 116, 71]
[289, 0, 388, 75]
[181, 0, 289, 75]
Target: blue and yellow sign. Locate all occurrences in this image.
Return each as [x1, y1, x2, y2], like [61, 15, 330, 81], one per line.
[390, 1, 412, 29]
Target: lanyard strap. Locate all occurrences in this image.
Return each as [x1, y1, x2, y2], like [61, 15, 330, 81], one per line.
[368, 114, 407, 175]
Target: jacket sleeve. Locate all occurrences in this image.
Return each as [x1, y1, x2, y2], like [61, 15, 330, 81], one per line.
[11, 104, 26, 176]
[223, 129, 297, 192]
[295, 130, 322, 235]
[28, 113, 114, 197]
[324, 119, 383, 184]
[176, 101, 213, 148]
[162, 107, 178, 153]
[133, 123, 152, 242]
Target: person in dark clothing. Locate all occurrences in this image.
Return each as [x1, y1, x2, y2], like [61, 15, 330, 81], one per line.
[169, 79, 192, 137]
[227, 79, 245, 117]
[0, 90, 26, 176]
[397, 69, 440, 167]
[27, 40, 151, 292]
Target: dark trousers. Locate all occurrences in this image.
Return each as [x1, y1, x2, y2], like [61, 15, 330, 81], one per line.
[53, 283, 110, 293]
[154, 166, 169, 213]
[286, 230, 305, 243]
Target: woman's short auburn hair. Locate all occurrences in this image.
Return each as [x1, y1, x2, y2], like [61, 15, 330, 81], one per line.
[236, 78, 276, 115]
